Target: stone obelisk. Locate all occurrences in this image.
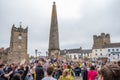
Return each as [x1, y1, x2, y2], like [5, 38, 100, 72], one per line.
[49, 2, 60, 58]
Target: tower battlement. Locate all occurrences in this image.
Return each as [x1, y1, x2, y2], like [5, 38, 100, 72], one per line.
[93, 35, 97, 39]
[106, 34, 110, 38]
[12, 24, 28, 33]
[93, 33, 111, 49]
[93, 33, 110, 39]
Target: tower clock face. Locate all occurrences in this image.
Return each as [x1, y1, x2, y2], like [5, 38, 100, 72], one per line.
[18, 45, 22, 49]
[18, 35, 22, 40]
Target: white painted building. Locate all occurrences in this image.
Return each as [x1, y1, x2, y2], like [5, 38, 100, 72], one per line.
[92, 48, 106, 59]
[66, 53, 81, 61]
[92, 43, 120, 61]
[67, 52, 92, 61]
[60, 48, 92, 61]
[104, 43, 120, 61]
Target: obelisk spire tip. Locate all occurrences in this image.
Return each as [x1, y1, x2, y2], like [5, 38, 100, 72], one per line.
[53, 1, 55, 5]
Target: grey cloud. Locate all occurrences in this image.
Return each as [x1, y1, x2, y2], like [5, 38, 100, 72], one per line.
[0, 0, 120, 56]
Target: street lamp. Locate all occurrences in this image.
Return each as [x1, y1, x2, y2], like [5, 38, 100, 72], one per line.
[35, 49, 38, 60]
[66, 51, 70, 60]
[38, 51, 41, 58]
[46, 51, 48, 57]
[64, 49, 68, 60]
[64, 49, 67, 53]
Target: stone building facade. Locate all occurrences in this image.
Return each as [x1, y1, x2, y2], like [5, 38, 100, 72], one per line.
[93, 33, 110, 49]
[92, 33, 120, 61]
[92, 33, 110, 59]
[60, 47, 92, 61]
[7, 24, 29, 63]
[0, 48, 8, 63]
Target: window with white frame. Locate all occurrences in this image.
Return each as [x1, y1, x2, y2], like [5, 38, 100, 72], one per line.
[116, 49, 119, 52]
[112, 49, 114, 52]
[95, 50, 97, 52]
[74, 55, 77, 59]
[108, 49, 110, 52]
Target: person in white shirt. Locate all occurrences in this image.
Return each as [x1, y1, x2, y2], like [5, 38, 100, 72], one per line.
[42, 65, 56, 80]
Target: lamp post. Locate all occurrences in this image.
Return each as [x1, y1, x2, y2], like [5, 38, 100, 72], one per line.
[65, 50, 70, 60]
[35, 49, 38, 60]
[67, 51, 70, 60]
[38, 51, 41, 59]
[46, 51, 48, 58]
[64, 49, 67, 60]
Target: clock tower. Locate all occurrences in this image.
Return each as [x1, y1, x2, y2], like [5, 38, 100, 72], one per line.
[8, 24, 29, 63]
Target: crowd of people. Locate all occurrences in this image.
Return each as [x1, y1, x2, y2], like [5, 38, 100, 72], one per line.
[0, 57, 120, 80]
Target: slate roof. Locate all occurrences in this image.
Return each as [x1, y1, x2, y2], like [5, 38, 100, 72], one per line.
[82, 49, 92, 53]
[93, 43, 120, 49]
[103, 43, 120, 48]
[92, 45, 103, 49]
[60, 48, 92, 55]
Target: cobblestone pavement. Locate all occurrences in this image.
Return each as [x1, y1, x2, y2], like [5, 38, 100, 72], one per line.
[75, 76, 82, 80]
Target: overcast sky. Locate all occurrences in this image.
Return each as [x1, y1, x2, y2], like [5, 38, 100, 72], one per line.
[0, 0, 120, 56]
